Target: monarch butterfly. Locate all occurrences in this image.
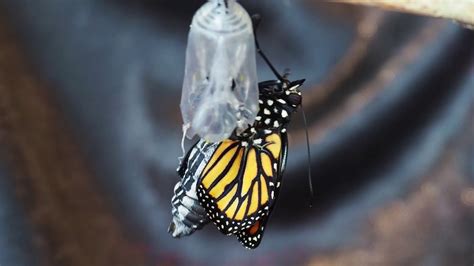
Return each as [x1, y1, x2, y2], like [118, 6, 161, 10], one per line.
[170, 78, 304, 248]
[169, 15, 305, 249]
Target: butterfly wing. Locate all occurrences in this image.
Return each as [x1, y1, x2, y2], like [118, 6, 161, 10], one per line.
[236, 132, 288, 248]
[197, 131, 286, 241]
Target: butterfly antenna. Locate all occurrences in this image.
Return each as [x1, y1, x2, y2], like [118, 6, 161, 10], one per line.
[301, 103, 314, 208]
[251, 14, 285, 82]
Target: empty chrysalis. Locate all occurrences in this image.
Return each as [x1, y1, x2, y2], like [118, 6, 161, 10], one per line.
[180, 0, 258, 143]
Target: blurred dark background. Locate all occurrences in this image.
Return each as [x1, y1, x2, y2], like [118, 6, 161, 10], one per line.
[0, 1, 473, 265]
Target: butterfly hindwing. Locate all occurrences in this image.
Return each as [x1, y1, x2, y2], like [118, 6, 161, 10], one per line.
[237, 218, 266, 248]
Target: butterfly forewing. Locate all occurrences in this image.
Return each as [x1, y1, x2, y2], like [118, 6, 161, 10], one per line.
[237, 132, 287, 248]
[197, 132, 285, 240]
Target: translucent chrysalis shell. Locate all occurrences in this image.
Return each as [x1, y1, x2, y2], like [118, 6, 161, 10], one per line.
[180, 0, 258, 143]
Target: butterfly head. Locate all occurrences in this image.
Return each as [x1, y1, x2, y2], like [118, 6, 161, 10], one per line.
[282, 79, 304, 108]
[260, 78, 304, 103]
[256, 78, 304, 130]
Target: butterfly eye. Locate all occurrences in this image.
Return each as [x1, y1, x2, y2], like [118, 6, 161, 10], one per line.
[287, 93, 302, 106]
[181, 0, 258, 143]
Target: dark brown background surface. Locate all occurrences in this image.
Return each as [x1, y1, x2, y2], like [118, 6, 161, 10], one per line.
[0, 1, 473, 265]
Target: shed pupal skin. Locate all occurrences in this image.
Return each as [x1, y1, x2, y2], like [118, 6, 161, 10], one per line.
[180, 0, 258, 143]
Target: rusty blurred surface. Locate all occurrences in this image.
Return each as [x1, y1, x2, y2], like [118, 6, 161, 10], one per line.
[309, 122, 474, 266]
[0, 17, 149, 266]
[0, 0, 473, 265]
[334, 0, 474, 28]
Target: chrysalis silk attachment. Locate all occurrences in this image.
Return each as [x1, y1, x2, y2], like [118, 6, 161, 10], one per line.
[180, 0, 258, 143]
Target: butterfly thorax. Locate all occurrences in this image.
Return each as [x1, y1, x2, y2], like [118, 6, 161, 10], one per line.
[234, 79, 304, 142]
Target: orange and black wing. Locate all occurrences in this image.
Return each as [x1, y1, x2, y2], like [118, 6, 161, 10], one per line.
[236, 132, 288, 248]
[197, 132, 288, 248]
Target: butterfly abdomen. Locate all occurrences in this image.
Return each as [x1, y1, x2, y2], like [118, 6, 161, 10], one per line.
[169, 140, 218, 238]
